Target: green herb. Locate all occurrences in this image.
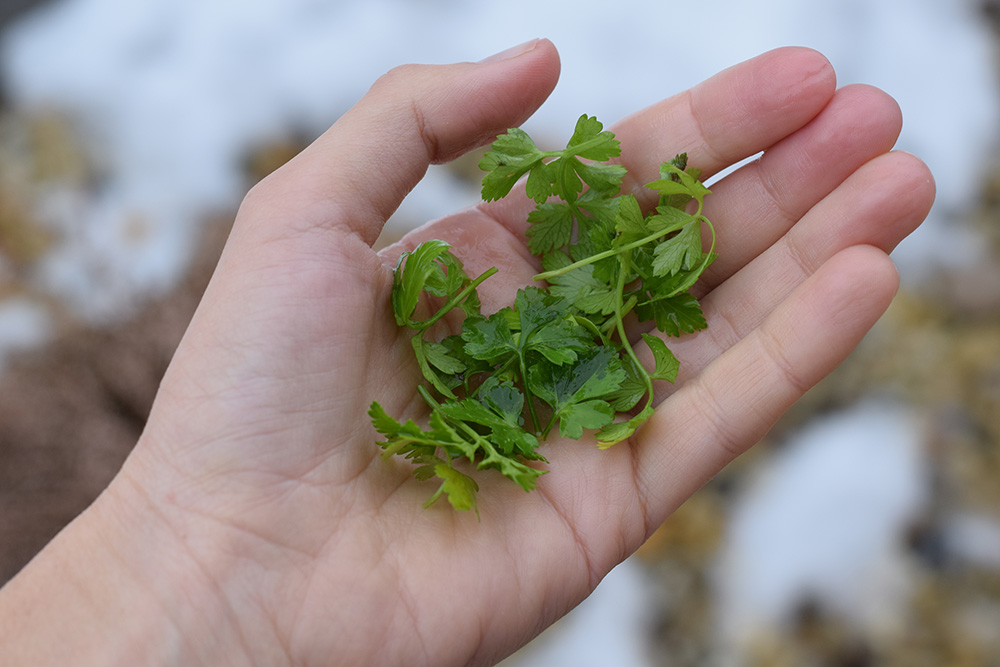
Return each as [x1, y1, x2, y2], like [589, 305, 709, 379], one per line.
[370, 115, 716, 513]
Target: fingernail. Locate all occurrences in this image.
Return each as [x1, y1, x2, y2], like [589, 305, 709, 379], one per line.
[478, 38, 540, 64]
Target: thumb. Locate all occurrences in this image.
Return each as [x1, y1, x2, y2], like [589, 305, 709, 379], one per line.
[235, 38, 561, 248]
[148, 39, 560, 427]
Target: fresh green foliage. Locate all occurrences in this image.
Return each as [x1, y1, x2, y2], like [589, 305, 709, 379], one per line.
[370, 114, 716, 513]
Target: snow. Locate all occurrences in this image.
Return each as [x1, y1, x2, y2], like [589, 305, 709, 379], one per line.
[498, 559, 655, 667]
[712, 400, 928, 658]
[0, 0, 995, 323]
[0, 0, 995, 662]
[0, 295, 51, 371]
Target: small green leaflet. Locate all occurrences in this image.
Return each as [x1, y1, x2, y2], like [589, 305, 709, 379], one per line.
[426, 464, 479, 513]
[652, 219, 705, 277]
[372, 116, 717, 512]
[647, 159, 711, 208]
[422, 340, 466, 375]
[641, 333, 680, 382]
[602, 356, 648, 412]
[478, 128, 546, 201]
[526, 203, 575, 255]
[542, 252, 618, 316]
[462, 287, 592, 367]
[635, 291, 707, 337]
[391, 239, 454, 327]
[461, 311, 516, 361]
[411, 336, 458, 399]
[568, 115, 621, 160]
[391, 239, 494, 329]
[597, 405, 655, 449]
[479, 114, 626, 204]
[528, 347, 626, 440]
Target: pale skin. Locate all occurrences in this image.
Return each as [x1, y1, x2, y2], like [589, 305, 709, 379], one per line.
[0, 40, 934, 666]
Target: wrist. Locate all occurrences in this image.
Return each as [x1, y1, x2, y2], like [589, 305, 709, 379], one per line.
[0, 457, 260, 666]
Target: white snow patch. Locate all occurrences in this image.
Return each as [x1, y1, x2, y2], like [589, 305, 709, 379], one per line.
[0, 296, 51, 370]
[500, 557, 655, 667]
[0, 0, 995, 323]
[712, 399, 928, 660]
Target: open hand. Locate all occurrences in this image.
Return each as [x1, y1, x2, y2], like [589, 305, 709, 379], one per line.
[0, 39, 934, 667]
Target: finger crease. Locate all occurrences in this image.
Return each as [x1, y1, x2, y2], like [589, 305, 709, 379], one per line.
[537, 483, 600, 590]
[686, 90, 729, 168]
[756, 160, 800, 225]
[409, 98, 439, 163]
[757, 324, 812, 397]
[703, 301, 744, 361]
[781, 227, 818, 281]
[628, 444, 655, 539]
[688, 377, 746, 461]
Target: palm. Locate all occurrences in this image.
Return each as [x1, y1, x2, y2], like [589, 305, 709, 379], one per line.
[117, 43, 933, 667]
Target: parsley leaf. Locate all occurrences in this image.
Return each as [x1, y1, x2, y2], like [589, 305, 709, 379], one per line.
[426, 463, 479, 514]
[596, 404, 655, 448]
[478, 128, 547, 202]
[374, 116, 718, 511]
[635, 290, 707, 337]
[461, 311, 516, 362]
[529, 347, 626, 439]
[525, 202, 575, 255]
[391, 239, 454, 327]
[641, 333, 680, 382]
[602, 355, 648, 412]
[652, 219, 705, 277]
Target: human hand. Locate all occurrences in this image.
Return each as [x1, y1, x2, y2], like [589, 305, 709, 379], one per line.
[0, 39, 933, 666]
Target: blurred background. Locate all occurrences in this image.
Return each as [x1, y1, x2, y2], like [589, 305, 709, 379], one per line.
[1, 0, 1000, 664]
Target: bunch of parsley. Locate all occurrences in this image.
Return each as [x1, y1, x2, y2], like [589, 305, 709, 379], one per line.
[369, 115, 716, 514]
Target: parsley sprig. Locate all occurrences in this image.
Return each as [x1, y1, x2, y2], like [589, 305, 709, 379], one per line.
[370, 115, 716, 514]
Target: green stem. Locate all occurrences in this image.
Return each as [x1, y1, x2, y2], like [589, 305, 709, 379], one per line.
[611, 254, 654, 412]
[419, 386, 509, 465]
[423, 484, 445, 509]
[615, 295, 639, 330]
[620, 294, 638, 320]
[380, 438, 413, 460]
[533, 218, 695, 282]
[518, 352, 542, 435]
[598, 295, 638, 339]
[418, 383, 442, 404]
[535, 136, 611, 163]
[418, 384, 441, 411]
[573, 315, 607, 345]
[541, 412, 558, 440]
[489, 355, 518, 380]
[409, 267, 498, 331]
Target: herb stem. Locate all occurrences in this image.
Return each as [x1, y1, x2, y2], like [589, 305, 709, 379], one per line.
[536, 135, 609, 163]
[419, 385, 513, 470]
[417, 384, 441, 409]
[533, 217, 699, 282]
[415, 267, 498, 330]
[519, 352, 543, 435]
[611, 255, 654, 410]
[541, 412, 558, 439]
[573, 315, 607, 345]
